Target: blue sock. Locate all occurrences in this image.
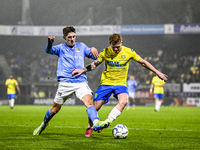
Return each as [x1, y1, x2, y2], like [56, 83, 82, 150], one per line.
[127, 103, 130, 107]
[86, 106, 99, 123]
[44, 109, 55, 124]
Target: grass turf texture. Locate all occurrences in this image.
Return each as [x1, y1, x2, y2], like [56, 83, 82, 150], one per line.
[0, 105, 199, 150]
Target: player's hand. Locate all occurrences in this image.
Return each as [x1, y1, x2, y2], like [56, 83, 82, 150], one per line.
[72, 69, 85, 76]
[91, 48, 99, 58]
[157, 73, 168, 82]
[48, 36, 55, 43]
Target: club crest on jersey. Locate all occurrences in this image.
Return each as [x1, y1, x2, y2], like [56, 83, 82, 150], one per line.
[95, 93, 97, 98]
[121, 55, 126, 60]
[57, 91, 62, 96]
[75, 48, 80, 52]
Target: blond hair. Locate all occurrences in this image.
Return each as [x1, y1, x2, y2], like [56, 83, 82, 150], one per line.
[109, 34, 122, 45]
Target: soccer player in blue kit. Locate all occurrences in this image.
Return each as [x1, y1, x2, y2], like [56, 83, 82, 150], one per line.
[127, 75, 137, 110]
[33, 26, 111, 135]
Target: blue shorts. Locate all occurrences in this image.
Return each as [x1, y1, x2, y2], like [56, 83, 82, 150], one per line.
[8, 94, 15, 99]
[93, 85, 128, 104]
[154, 93, 163, 99]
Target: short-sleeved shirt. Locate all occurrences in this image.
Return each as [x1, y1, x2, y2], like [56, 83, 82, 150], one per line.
[127, 79, 137, 93]
[5, 79, 18, 94]
[47, 42, 96, 83]
[151, 76, 165, 94]
[98, 46, 140, 86]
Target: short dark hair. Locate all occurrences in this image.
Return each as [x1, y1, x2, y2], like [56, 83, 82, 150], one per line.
[62, 26, 76, 37]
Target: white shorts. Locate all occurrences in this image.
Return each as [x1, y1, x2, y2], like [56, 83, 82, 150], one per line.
[129, 92, 135, 99]
[54, 81, 93, 104]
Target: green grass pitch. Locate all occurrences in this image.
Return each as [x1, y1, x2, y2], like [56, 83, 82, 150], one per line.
[0, 105, 199, 150]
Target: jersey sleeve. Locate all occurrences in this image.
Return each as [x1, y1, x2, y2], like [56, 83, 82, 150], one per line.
[129, 49, 141, 62]
[97, 51, 105, 63]
[134, 80, 138, 87]
[5, 79, 8, 85]
[51, 45, 60, 56]
[152, 77, 155, 84]
[83, 43, 97, 60]
[14, 79, 18, 86]
[46, 41, 60, 56]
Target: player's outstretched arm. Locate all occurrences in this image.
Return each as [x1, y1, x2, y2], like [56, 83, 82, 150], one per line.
[46, 36, 55, 54]
[16, 85, 21, 95]
[138, 58, 168, 82]
[72, 59, 101, 76]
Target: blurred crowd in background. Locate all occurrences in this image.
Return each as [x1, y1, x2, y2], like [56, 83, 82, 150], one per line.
[2, 48, 200, 85]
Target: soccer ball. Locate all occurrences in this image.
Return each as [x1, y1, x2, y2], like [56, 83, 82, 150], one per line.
[112, 124, 128, 139]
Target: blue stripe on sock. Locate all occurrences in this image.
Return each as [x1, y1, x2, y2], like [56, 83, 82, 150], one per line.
[44, 109, 51, 122]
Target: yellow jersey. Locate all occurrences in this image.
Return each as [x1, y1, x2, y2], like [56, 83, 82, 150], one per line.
[151, 76, 165, 94]
[5, 79, 18, 94]
[98, 46, 141, 86]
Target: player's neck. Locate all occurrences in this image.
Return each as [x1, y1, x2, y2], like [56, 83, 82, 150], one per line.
[65, 42, 74, 48]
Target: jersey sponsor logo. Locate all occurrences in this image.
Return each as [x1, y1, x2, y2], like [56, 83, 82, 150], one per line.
[107, 61, 126, 67]
[75, 48, 80, 52]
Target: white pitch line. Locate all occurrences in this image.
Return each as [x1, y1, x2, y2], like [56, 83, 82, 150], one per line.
[0, 124, 198, 132]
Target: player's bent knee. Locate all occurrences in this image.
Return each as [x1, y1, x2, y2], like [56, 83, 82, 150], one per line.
[51, 107, 60, 114]
[119, 100, 128, 107]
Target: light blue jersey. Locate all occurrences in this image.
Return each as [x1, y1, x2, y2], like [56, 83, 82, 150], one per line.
[46, 42, 96, 83]
[127, 79, 137, 93]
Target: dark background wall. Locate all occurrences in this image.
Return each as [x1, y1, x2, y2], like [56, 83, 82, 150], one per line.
[1, 0, 200, 25]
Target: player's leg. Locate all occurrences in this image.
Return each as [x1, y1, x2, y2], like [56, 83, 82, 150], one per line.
[155, 99, 158, 111]
[157, 97, 163, 111]
[8, 99, 11, 108]
[33, 82, 70, 135]
[85, 118, 93, 137]
[84, 100, 105, 137]
[82, 95, 110, 131]
[10, 98, 15, 109]
[9, 94, 15, 109]
[126, 97, 130, 110]
[33, 102, 62, 135]
[130, 92, 136, 110]
[154, 94, 163, 112]
[154, 93, 158, 111]
[46, 102, 62, 123]
[82, 94, 99, 125]
[105, 86, 128, 122]
[105, 93, 128, 122]
[83, 85, 114, 136]
[155, 98, 162, 111]
[8, 94, 11, 108]
[76, 83, 111, 135]
[132, 98, 136, 110]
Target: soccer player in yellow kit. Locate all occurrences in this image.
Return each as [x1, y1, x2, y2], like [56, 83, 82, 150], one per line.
[5, 75, 21, 109]
[72, 34, 168, 137]
[150, 75, 165, 112]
